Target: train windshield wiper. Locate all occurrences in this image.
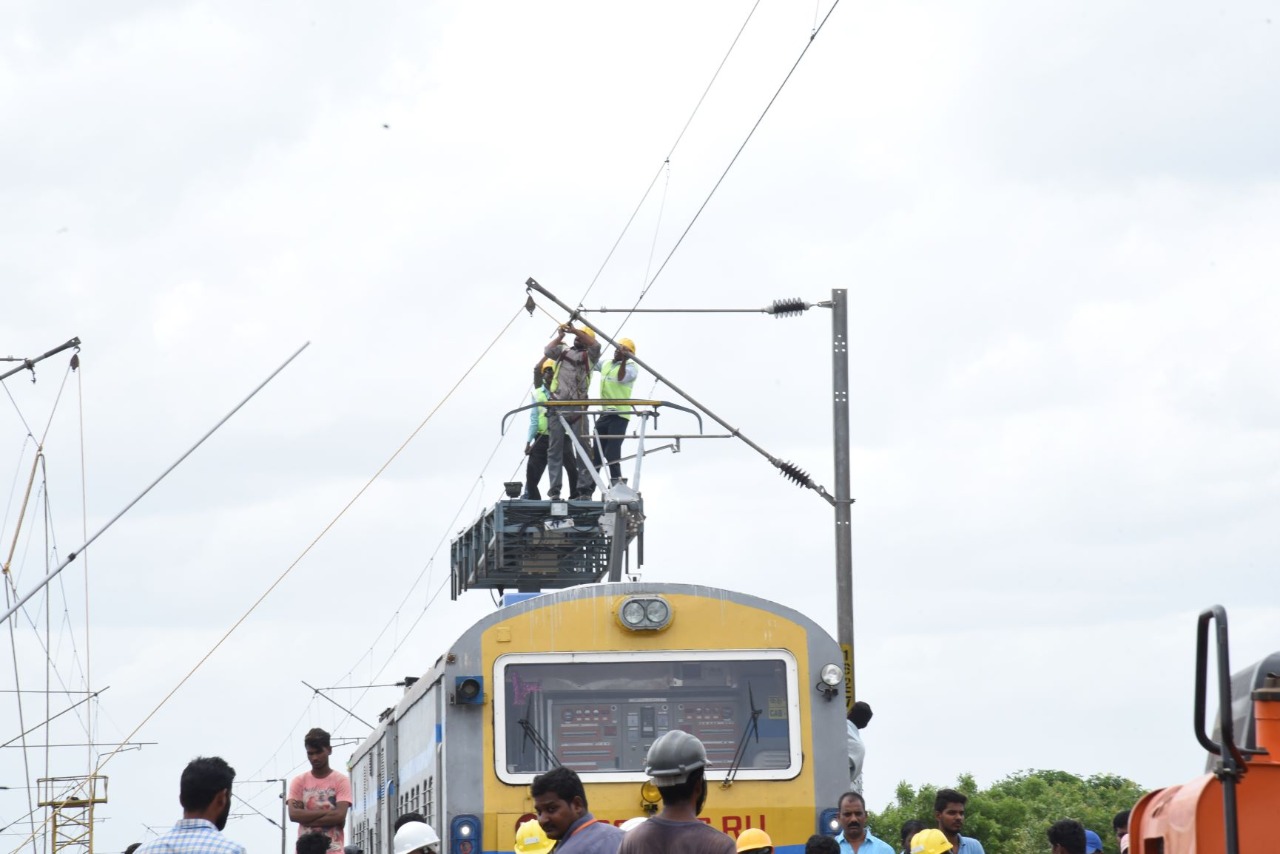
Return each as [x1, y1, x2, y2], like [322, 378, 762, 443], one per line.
[518, 694, 561, 769]
[721, 682, 762, 788]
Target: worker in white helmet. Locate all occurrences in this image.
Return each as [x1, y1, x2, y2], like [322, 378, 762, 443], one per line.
[393, 822, 439, 854]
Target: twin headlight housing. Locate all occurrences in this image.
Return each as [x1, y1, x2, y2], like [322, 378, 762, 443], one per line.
[617, 596, 672, 631]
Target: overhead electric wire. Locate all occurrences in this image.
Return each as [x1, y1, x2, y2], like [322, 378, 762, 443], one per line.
[615, 0, 844, 329]
[1, 382, 34, 439]
[579, 0, 764, 305]
[0, 344, 310, 630]
[77, 346, 93, 772]
[118, 309, 524, 823]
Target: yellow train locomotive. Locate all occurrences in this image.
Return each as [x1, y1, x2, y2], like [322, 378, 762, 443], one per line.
[349, 582, 849, 854]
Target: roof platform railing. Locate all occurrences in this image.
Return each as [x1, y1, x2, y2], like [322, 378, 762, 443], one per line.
[451, 400, 712, 600]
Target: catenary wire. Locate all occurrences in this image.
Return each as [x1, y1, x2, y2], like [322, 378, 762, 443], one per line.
[77, 349, 92, 770]
[124, 308, 524, 823]
[578, 0, 764, 305]
[614, 0, 844, 330]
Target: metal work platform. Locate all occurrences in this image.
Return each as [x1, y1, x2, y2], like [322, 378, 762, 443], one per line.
[450, 496, 643, 599]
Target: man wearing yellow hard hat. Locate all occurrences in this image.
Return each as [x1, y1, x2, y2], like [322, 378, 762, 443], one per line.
[544, 323, 601, 501]
[908, 829, 952, 854]
[593, 337, 638, 488]
[513, 819, 554, 854]
[524, 358, 578, 500]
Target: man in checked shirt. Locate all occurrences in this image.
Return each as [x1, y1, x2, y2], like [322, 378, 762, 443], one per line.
[138, 756, 246, 854]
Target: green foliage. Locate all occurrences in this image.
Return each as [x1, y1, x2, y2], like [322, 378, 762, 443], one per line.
[867, 770, 1145, 854]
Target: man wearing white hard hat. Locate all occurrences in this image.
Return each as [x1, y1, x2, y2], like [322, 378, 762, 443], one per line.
[393, 821, 439, 854]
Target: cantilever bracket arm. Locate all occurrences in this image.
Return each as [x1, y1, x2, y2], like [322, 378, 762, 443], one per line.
[500, 399, 704, 436]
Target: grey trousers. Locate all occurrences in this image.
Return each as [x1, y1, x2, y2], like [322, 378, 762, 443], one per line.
[547, 411, 594, 498]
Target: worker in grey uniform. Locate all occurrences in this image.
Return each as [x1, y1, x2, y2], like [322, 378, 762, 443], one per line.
[544, 323, 601, 500]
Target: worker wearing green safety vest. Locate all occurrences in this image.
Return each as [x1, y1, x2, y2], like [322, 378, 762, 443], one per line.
[594, 337, 639, 486]
[523, 359, 578, 500]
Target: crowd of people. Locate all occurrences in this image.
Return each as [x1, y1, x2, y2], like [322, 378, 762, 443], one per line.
[127, 724, 1134, 854]
[522, 324, 638, 501]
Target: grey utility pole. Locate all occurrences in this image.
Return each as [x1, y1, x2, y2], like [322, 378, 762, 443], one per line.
[830, 289, 855, 709]
[525, 278, 858, 704]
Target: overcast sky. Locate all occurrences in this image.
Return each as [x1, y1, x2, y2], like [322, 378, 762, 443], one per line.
[3, 1, 1279, 852]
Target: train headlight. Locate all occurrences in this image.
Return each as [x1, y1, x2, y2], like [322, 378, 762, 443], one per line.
[451, 815, 480, 854]
[621, 600, 647, 626]
[819, 807, 840, 835]
[616, 596, 673, 631]
[816, 663, 842, 700]
[644, 599, 670, 625]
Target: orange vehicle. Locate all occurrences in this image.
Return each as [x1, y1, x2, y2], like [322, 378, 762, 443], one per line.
[1128, 606, 1280, 854]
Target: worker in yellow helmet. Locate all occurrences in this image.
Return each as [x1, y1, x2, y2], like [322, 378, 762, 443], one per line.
[513, 819, 554, 854]
[544, 323, 601, 501]
[523, 358, 577, 500]
[593, 337, 638, 487]
[908, 829, 952, 854]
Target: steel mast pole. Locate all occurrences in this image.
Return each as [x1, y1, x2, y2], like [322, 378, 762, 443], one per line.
[273, 778, 286, 854]
[831, 289, 855, 709]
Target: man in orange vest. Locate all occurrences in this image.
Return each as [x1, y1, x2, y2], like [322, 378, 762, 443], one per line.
[531, 767, 622, 854]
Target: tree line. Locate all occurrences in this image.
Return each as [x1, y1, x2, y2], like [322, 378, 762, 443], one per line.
[868, 770, 1145, 854]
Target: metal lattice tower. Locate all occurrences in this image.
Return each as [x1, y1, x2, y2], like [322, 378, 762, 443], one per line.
[37, 776, 108, 854]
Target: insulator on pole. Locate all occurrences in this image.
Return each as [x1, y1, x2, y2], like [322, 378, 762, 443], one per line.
[768, 298, 807, 318]
[776, 460, 810, 487]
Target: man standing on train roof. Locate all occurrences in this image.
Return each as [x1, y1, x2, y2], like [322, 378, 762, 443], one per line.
[530, 766, 622, 854]
[833, 791, 894, 854]
[544, 323, 601, 501]
[933, 790, 984, 854]
[847, 700, 872, 793]
[523, 358, 577, 500]
[594, 337, 638, 487]
[618, 730, 736, 854]
[288, 728, 353, 853]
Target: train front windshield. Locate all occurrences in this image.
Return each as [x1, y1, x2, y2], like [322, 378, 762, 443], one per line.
[496, 651, 799, 782]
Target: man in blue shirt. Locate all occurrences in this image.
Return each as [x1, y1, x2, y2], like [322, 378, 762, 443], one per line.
[139, 756, 246, 854]
[832, 792, 894, 854]
[933, 790, 984, 854]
